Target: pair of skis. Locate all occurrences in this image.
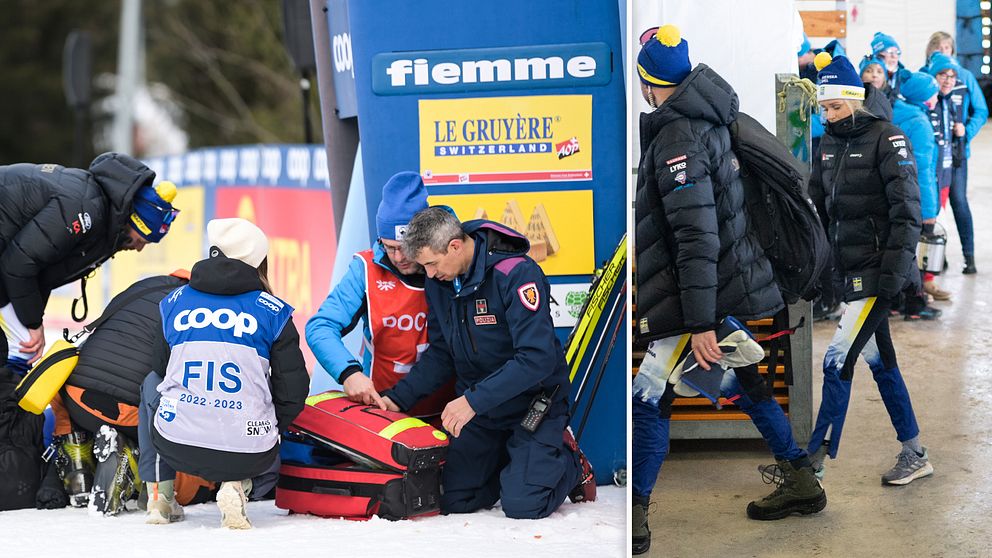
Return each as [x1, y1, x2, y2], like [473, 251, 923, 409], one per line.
[565, 234, 627, 442]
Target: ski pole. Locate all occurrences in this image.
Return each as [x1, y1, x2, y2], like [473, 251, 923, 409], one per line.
[569, 279, 625, 417]
[575, 283, 627, 443]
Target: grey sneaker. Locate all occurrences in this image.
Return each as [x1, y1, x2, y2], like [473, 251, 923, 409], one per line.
[882, 447, 933, 486]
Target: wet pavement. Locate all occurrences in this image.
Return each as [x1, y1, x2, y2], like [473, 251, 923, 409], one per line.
[644, 129, 992, 558]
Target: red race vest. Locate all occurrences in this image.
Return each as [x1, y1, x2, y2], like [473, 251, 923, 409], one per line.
[359, 250, 453, 417]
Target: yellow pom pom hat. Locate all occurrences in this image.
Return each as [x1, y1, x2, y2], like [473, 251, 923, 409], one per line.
[637, 24, 692, 87]
[814, 52, 865, 102]
[129, 180, 180, 242]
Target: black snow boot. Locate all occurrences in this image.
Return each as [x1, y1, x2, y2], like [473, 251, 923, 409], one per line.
[963, 256, 977, 275]
[632, 494, 651, 555]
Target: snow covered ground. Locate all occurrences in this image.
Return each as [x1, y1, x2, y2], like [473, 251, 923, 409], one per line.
[3, 486, 626, 558]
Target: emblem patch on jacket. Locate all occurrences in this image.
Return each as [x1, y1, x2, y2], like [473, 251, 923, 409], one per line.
[517, 282, 540, 311]
[376, 280, 396, 291]
[474, 315, 497, 325]
[475, 298, 488, 315]
[158, 397, 177, 422]
[852, 277, 863, 292]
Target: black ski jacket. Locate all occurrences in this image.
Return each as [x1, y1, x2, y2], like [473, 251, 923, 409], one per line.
[386, 221, 569, 424]
[635, 65, 782, 342]
[809, 85, 922, 301]
[0, 153, 155, 328]
[68, 274, 189, 407]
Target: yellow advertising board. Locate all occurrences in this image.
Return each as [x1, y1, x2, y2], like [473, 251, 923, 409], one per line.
[429, 190, 594, 276]
[419, 95, 592, 185]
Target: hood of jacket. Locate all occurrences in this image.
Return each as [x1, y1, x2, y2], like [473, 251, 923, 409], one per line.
[891, 97, 928, 126]
[88, 153, 157, 246]
[639, 64, 739, 150]
[189, 255, 266, 296]
[456, 220, 529, 296]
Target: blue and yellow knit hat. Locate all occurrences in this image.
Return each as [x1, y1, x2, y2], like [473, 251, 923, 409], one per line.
[129, 181, 179, 243]
[814, 53, 865, 101]
[637, 25, 691, 88]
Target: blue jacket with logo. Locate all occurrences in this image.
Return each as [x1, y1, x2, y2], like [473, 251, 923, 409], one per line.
[920, 61, 988, 157]
[385, 221, 568, 423]
[892, 99, 939, 220]
[306, 242, 424, 383]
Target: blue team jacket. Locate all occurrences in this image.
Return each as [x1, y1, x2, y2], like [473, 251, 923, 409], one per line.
[385, 220, 569, 423]
[892, 99, 939, 220]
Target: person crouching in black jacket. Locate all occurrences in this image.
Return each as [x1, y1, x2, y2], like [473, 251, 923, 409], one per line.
[806, 52, 932, 487]
[630, 25, 826, 554]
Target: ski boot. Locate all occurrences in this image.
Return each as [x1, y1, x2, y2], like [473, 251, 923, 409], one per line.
[90, 426, 141, 516]
[55, 431, 96, 508]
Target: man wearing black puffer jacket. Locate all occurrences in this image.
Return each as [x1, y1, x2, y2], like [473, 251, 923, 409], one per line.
[0, 153, 178, 512]
[631, 25, 825, 553]
[0, 152, 179, 366]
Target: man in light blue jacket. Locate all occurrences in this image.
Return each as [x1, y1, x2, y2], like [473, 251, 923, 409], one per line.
[305, 172, 452, 417]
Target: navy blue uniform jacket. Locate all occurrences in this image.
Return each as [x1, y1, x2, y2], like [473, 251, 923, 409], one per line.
[385, 220, 569, 424]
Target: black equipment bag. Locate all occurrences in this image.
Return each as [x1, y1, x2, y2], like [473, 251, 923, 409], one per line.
[730, 112, 832, 304]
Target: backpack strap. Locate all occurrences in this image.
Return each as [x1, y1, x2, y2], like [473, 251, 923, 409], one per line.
[70, 275, 90, 323]
[759, 309, 804, 397]
[63, 281, 187, 343]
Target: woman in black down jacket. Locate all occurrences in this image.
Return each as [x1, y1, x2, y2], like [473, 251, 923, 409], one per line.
[806, 53, 931, 486]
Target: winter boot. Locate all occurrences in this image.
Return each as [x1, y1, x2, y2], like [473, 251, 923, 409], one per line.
[963, 256, 977, 275]
[146, 480, 184, 524]
[218, 479, 252, 529]
[55, 431, 96, 508]
[746, 459, 826, 520]
[922, 280, 951, 301]
[632, 494, 651, 555]
[90, 427, 140, 516]
[563, 427, 597, 503]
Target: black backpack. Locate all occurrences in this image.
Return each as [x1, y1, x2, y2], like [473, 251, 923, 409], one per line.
[729, 112, 832, 304]
[0, 369, 45, 511]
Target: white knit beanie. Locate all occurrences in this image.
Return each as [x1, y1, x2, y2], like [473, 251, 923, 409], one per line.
[206, 218, 269, 268]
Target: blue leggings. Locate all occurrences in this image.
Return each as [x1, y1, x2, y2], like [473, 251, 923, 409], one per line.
[807, 298, 920, 459]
